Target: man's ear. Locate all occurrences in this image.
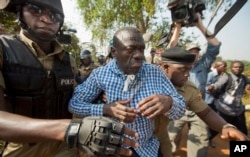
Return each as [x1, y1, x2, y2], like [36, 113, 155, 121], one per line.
[110, 46, 116, 58]
[160, 63, 169, 73]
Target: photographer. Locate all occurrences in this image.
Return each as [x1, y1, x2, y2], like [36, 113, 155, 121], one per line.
[167, 13, 221, 157]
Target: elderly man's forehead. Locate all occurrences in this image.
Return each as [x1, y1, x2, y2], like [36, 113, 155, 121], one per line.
[116, 30, 143, 42]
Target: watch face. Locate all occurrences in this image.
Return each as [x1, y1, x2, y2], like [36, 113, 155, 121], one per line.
[69, 123, 80, 135]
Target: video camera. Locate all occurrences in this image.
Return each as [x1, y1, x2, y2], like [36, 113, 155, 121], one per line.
[57, 29, 77, 44]
[167, 0, 206, 27]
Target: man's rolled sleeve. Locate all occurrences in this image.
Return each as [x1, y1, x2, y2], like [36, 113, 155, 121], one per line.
[206, 42, 221, 56]
[165, 97, 185, 120]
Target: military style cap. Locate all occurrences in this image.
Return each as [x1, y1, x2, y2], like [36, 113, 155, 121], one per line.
[161, 47, 196, 64]
[80, 49, 91, 59]
[186, 43, 201, 51]
[0, 0, 64, 16]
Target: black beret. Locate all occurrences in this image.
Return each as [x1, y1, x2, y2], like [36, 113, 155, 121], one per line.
[161, 47, 196, 64]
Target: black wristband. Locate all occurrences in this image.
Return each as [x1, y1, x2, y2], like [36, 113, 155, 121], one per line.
[205, 31, 215, 39]
[65, 118, 82, 149]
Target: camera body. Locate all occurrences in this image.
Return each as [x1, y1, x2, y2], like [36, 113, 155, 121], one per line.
[167, 0, 205, 27]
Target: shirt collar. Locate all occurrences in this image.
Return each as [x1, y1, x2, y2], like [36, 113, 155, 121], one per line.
[175, 84, 185, 93]
[230, 72, 241, 81]
[108, 59, 145, 80]
[19, 30, 65, 59]
[211, 68, 218, 75]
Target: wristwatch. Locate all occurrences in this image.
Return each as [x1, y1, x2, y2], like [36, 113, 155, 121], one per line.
[65, 119, 82, 149]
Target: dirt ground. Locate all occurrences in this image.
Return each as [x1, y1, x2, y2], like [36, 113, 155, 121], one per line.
[173, 124, 230, 157]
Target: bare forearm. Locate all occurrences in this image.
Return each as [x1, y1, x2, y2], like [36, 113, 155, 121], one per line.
[167, 23, 181, 49]
[197, 23, 220, 46]
[0, 111, 70, 142]
[197, 107, 227, 132]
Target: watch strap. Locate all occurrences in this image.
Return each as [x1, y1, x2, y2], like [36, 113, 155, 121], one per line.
[222, 123, 237, 129]
[65, 118, 82, 149]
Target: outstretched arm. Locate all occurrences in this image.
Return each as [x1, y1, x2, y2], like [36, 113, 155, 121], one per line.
[0, 111, 139, 156]
[0, 111, 69, 142]
[167, 23, 181, 49]
[194, 13, 220, 46]
[197, 107, 249, 141]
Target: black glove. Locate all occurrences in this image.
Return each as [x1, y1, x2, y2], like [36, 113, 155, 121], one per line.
[65, 116, 125, 156]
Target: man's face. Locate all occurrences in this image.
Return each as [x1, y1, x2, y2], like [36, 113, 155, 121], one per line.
[80, 56, 92, 66]
[188, 48, 200, 64]
[162, 63, 192, 87]
[21, 3, 63, 40]
[231, 62, 244, 76]
[98, 57, 106, 65]
[217, 63, 227, 74]
[112, 29, 145, 74]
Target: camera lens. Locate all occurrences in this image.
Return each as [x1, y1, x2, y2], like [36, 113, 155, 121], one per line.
[172, 6, 188, 20]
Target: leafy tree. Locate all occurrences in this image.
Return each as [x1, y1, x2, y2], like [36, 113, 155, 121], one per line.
[0, 11, 19, 34]
[77, 0, 234, 46]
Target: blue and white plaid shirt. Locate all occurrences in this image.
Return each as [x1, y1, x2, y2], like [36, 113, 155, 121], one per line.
[69, 59, 185, 156]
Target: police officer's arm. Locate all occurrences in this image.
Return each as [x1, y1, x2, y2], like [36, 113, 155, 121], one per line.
[0, 110, 69, 142]
[0, 111, 139, 156]
[196, 107, 249, 141]
[0, 46, 6, 110]
[0, 87, 5, 110]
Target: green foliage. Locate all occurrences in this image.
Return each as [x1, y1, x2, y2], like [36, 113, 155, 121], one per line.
[0, 11, 19, 34]
[77, 0, 158, 45]
[205, 0, 234, 11]
[76, 0, 234, 47]
[0, 10, 81, 63]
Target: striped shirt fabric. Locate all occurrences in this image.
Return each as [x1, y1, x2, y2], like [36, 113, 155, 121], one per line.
[69, 59, 185, 156]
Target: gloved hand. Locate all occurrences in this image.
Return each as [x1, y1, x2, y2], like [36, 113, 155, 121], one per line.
[65, 116, 138, 157]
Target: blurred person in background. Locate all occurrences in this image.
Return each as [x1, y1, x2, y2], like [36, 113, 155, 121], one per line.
[208, 61, 250, 135]
[97, 54, 106, 66]
[205, 60, 227, 147]
[76, 49, 98, 84]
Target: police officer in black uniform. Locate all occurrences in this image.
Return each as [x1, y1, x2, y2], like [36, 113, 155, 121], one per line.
[0, 0, 79, 156]
[97, 54, 106, 66]
[76, 49, 98, 84]
[0, 1, 139, 157]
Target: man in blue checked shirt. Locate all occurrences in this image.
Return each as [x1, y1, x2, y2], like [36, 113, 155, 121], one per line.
[69, 27, 186, 157]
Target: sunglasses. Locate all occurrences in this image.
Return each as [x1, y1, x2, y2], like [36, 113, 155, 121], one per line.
[24, 3, 64, 24]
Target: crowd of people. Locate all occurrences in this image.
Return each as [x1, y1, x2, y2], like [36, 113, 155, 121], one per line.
[0, 0, 249, 157]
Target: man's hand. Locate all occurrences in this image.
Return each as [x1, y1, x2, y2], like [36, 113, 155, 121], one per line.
[207, 85, 215, 92]
[220, 126, 249, 141]
[103, 99, 137, 123]
[193, 13, 203, 28]
[137, 94, 173, 119]
[65, 116, 139, 157]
